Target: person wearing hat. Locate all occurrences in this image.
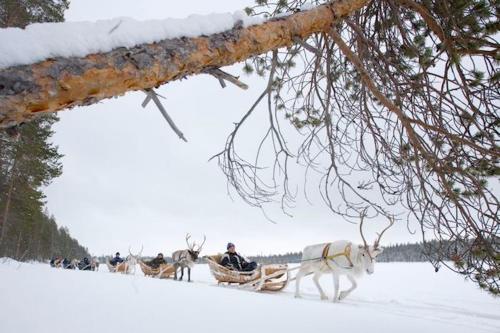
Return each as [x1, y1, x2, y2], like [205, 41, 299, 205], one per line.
[110, 252, 124, 266]
[220, 242, 257, 272]
[79, 257, 92, 270]
[147, 253, 167, 268]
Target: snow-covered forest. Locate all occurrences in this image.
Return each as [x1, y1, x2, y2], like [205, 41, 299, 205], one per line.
[241, 242, 433, 264]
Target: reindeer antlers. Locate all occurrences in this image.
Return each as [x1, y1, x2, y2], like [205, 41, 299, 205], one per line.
[359, 207, 370, 250]
[185, 233, 194, 250]
[185, 233, 206, 252]
[128, 245, 144, 258]
[197, 235, 207, 252]
[374, 216, 395, 250]
[359, 209, 394, 250]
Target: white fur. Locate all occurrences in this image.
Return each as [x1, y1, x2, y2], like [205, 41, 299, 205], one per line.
[90, 257, 99, 271]
[70, 259, 79, 269]
[108, 252, 140, 274]
[294, 240, 383, 302]
[124, 254, 138, 274]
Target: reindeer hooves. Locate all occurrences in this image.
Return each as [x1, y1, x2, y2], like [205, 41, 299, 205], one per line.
[294, 294, 302, 299]
[320, 295, 328, 301]
[339, 291, 350, 301]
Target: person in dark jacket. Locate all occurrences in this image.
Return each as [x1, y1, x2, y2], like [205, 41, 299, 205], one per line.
[51, 256, 63, 267]
[110, 252, 124, 266]
[147, 253, 166, 269]
[78, 257, 92, 270]
[62, 258, 73, 269]
[220, 243, 257, 272]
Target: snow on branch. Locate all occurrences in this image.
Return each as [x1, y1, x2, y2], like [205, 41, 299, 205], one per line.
[0, 11, 263, 69]
[0, 0, 369, 129]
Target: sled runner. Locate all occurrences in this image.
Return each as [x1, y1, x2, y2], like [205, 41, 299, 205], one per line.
[207, 254, 289, 292]
[139, 261, 176, 279]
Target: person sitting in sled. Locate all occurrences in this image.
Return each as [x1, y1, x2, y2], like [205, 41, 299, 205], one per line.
[79, 257, 92, 270]
[147, 253, 166, 268]
[62, 258, 73, 269]
[221, 242, 257, 272]
[109, 252, 124, 266]
[50, 256, 60, 267]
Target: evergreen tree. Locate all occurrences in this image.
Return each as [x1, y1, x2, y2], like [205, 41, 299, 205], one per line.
[0, 0, 89, 261]
[0, 0, 69, 28]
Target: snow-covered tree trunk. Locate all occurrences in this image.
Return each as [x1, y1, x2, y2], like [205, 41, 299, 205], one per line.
[0, 0, 368, 128]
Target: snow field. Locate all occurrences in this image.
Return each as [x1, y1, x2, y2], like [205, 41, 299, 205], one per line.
[0, 259, 498, 333]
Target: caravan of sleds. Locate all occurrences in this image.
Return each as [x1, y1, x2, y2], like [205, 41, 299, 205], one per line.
[49, 213, 394, 302]
[50, 256, 99, 271]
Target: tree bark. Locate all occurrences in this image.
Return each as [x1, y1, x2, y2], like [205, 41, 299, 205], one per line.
[0, 0, 369, 128]
[15, 231, 22, 259]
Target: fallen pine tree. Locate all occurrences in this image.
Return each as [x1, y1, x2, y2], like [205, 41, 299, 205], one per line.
[0, 0, 368, 128]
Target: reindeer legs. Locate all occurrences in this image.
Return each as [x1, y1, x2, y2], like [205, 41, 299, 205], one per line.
[339, 275, 357, 300]
[173, 263, 185, 281]
[294, 269, 306, 298]
[173, 265, 190, 282]
[313, 272, 328, 300]
[332, 274, 340, 302]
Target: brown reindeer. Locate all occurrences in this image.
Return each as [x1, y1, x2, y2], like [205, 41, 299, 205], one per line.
[172, 234, 206, 282]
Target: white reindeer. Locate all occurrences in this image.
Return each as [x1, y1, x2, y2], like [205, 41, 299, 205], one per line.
[90, 257, 99, 271]
[295, 212, 393, 302]
[112, 246, 143, 274]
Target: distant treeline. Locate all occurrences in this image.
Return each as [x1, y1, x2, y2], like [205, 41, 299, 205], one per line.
[97, 255, 174, 263]
[375, 242, 429, 262]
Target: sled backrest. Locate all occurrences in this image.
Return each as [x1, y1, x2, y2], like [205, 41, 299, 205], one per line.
[208, 254, 223, 265]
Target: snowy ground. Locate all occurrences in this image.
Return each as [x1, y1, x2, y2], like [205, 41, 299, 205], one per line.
[0, 259, 498, 333]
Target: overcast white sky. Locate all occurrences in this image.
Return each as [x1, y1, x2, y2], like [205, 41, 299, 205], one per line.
[44, 0, 421, 257]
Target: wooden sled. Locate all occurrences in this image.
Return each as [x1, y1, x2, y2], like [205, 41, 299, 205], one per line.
[139, 261, 176, 279]
[207, 254, 289, 292]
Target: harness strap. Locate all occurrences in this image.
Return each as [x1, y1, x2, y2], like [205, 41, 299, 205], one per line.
[322, 243, 354, 269]
[321, 243, 331, 260]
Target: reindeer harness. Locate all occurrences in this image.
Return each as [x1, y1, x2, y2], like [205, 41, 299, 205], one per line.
[321, 243, 354, 270]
